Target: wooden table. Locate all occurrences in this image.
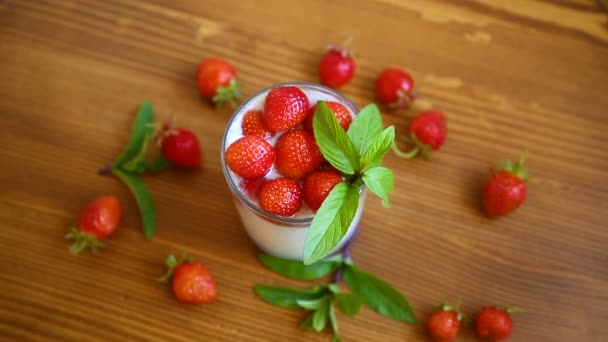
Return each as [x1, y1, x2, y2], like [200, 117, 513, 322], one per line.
[1, 1, 607, 341]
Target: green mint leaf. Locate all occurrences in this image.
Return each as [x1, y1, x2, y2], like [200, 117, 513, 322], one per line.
[255, 285, 325, 309]
[303, 182, 360, 265]
[343, 264, 416, 323]
[111, 169, 156, 239]
[328, 283, 341, 294]
[259, 254, 342, 280]
[335, 293, 363, 316]
[313, 101, 360, 175]
[347, 103, 383, 157]
[362, 166, 394, 208]
[312, 301, 329, 332]
[332, 336, 341, 342]
[360, 126, 395, 171]
[297, 296, 327, 310]
[329, 303, 338, 334]
[113, 100, 156, 169]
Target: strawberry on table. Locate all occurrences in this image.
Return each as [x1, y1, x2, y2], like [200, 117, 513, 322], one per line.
[197, 57, 240, 106]
[242, 110, 273, 139]
[158, 253, 217, 304]
[263, 86, 310, 132]
[275, 130, 323, 180]
[319, 41, 356, 89]
[303, 169, 343, 211]
[258, 177, 303, 217]
[475, 306, 523, 341]
[161, 128, 202, 169]
[304, 101, 353, 134]
[225, 135, 275, 179]
[376, 67, 415, 108]
[65, 195, 122, 254]
[392, 111, 447, 159]
[483, 155, 528, 217]
[426, 304, 463, 342]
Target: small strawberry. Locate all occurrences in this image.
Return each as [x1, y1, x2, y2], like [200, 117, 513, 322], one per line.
[426, 304, 463, 342]
[242, 110, 273, 139]
[240, 177, 265, 199]
[392, 111, 447, 159]
[263, 86, 310, 132]
[303, 169, 343, 211]
[304, 101, 353, 134]
[158, 253, 217, 304]
[376, 68, 415, 108]
[65, 196, 121, 254]
[319, 41, 356, 89]
[225, 135, 275, 179]
[475, 306, 523, 341]
[258, 177, 303, 217]
[161, 128, 202, 169]
[275, 130, 323, 179]
[197, 57, 240, 106]
[483, 155, 528, 217]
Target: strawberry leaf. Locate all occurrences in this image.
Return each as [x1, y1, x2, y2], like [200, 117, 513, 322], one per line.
[113, 100, 156, 169]
[360, 125, 395, 171]
[362, 166, 394, 208]
[258, 254, 342, 280]
[313, 101, 360, 175]
[347, 103, 383, 158]
[303, 182, 360, 265]
[111, 168, 156, 239]
[343, 264, 416, 323]
[335, 292, 363, 316]
[255, 285, 326, 309]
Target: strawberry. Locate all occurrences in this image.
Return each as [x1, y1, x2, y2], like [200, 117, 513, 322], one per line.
[475, 306, 523, 340]
[258, 177, 303, 217]
[263, 86, 310, 132]
[426, 304, 463, 342]
[304, 101, 353, 134]
[275, 130, 323, 179]
[376, 68, 415, 108]
[241, 110, 273, 139]
[392, 111, 447, 159]
[161, 128, 202, 169]
[303, 169, 343, 211]
[65, 196, 121, 254]
[197, 57, 240, 106]
[158, 253, 217, 304]
[319, 43, 355, 89]
[240, 177, 265, 199]
[225, 135, 275, 179]
[483, 155, 528, 217]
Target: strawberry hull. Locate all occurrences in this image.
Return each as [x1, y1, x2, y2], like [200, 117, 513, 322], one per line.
[221, 82, 364, 260]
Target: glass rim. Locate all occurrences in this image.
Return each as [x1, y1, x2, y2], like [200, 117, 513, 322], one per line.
[220, 81, 360, 225]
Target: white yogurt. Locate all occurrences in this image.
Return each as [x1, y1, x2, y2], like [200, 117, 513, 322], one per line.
[221, 82, 363, 260]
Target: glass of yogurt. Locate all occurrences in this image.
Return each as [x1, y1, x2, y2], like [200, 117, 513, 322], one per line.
[220, 82, 365, 261]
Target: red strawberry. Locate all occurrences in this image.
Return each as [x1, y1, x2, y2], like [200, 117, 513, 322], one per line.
[304, 101, 353, 134]
[303, 170, 343, 211]
[197, 57, 240, 106]
[275, 130, 323, 179]
[242, 110, 273, 139]
[263, 86, 309, 132]
[258, 177, 303, 217]
[392, 111, 447, 159]
[376, 68, 415, 108]
[161, 128, 202, 169]
[319, 43, 356, 89]
[240, 178, 265, 199]
[225, 135, 275, 179]
[427, 304, 463, 342]
[158, 254, 217, 304]
[65, 195, 122, 254]
[475, 306, 523, 340]
[483, 155, 528, 217]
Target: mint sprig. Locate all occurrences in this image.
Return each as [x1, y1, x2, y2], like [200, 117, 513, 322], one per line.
[305, 102, 395, 265]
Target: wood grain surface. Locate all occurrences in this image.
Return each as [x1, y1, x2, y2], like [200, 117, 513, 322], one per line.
[1, 0, 607, 341]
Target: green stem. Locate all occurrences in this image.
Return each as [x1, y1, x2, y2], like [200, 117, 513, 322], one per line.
[391, 143, 419, 159]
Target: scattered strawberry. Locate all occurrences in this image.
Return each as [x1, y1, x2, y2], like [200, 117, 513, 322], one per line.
[319, 42, 356, 89]
[303, 169, 343, 211]
[392, 111, 447, 159]
[258, 177, 303, 217]
[483, 155, 528, 217]
[304, 101, 353, 134]
[263, 86, 310, 132]
[427, 304, 463, 342]
[476, 306, 523, 341]
[197, 57, 240, 106]
[158, 253, 217, 304]
[65, 196, 121, 254]
[240, 177, 266, 199]
[225, 135, 275, 179]
[242, 110, 273, 139]
[376, 68, 415, 108]
[275, 130, 323, 179]
[161, 128, 202, 169]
